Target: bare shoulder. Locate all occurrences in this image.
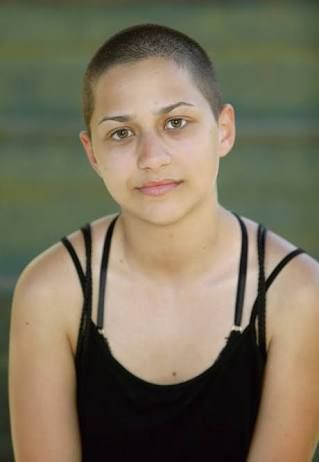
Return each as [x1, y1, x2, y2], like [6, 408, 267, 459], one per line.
[11, 227, 84, 342]
[243, 215, 318, 295]
[265, 224, 318, 351]
[264, 225, 319, 324]
[11, 212, 119, 350]
[240, 215, 319, 341]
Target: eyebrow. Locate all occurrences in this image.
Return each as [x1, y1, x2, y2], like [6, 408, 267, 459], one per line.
[97, 101, 195, 125]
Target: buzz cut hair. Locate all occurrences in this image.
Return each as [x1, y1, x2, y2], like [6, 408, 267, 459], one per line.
[82, 23, 224, 135]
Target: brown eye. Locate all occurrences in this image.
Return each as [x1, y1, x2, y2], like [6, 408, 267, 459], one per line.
[166, 118, 187, 130]
[111, 128, 133, 141]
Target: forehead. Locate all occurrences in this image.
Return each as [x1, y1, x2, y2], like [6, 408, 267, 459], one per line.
[92, 57, 209, 114]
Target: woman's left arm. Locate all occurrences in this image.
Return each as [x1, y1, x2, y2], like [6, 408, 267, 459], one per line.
[247, 261, 319, 462]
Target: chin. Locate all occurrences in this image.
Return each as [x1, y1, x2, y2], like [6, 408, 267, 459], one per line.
[121, 201, 194, 227]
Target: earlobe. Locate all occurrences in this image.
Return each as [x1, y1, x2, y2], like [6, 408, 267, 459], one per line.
[79, 130, 101, 176]
[217, 104, 236, 158]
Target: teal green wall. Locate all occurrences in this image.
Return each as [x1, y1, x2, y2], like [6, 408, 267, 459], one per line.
[1, 2, 318, 460]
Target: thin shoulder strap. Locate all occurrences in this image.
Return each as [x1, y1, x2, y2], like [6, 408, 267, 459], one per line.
[265, 248, 305, 291]
[256, 224, 267, 358]
[61, 223, 93, 315]
[231, 212, 248, 332]
[82, 224, 93, 315]
[97, 215, 120, 331]
[61, 236, 86, 295]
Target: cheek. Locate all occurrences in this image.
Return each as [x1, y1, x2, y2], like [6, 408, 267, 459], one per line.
[191, 149, 219, 195]
[96, 150, 134, 196]
[96, 143, 130, 174]
[186, 134, 218, 175]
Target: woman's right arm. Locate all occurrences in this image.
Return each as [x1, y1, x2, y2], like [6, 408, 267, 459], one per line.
[8, 247, 82, 462]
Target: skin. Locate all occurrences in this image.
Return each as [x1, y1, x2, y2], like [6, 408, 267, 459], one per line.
[9, 57, 319, 461]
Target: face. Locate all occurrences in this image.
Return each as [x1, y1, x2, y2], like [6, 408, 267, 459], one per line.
[80, 57, 235, 225]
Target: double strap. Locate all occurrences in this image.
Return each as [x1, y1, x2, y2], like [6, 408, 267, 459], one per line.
[250, 225, 304, 359]
[229, 215, 305, 360]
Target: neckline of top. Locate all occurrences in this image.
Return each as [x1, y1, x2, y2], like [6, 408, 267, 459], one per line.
[89, 316, 255, 390]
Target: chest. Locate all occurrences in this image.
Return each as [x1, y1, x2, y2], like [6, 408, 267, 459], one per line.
[87, 272, 258, 385]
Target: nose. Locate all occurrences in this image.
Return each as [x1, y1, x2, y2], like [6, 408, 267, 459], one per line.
[137, 132, 172, 170]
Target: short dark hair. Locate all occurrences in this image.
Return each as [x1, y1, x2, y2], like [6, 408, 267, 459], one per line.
[82, 23, 224, 135]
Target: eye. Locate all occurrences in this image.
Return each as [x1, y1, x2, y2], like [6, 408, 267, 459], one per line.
[165, 118, 187, 130]
[110, 128, 134, 141]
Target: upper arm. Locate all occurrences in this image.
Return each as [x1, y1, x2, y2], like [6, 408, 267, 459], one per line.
[247, 254, 319, 462]
[9, 248, 82, 462]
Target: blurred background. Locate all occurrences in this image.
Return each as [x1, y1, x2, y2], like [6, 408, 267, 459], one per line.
[1, 0, 318, 460]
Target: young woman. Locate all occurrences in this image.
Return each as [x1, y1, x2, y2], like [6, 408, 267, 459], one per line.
[9, 24, 319, 461]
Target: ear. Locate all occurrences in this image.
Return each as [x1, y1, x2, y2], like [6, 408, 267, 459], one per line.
[79, 130, 102, 176]
[216, 104, 236, 158]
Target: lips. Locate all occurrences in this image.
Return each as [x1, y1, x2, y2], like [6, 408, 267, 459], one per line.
[139, 179, 181, 188]
[136, 179, 183, 197]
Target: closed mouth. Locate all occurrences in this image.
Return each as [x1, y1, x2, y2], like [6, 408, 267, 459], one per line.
[137, 180, 182, 189]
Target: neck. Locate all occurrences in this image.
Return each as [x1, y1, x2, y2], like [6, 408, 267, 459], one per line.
[117, 199, 238, 287]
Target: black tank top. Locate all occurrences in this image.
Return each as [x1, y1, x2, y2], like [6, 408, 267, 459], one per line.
[61, 213, 304, 461]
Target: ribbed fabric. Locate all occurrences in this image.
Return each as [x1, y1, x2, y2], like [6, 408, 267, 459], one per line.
[61, 213, 304, 461]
